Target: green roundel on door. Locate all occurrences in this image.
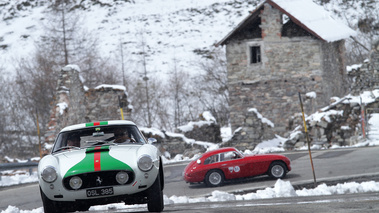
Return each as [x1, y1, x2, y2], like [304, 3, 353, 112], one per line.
[64, 146, 133, 178]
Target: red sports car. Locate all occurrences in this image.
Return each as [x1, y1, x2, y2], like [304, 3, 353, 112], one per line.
[183, 147, 291, 187]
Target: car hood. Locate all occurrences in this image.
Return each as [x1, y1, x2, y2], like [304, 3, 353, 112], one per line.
[51, 145, 148, 178]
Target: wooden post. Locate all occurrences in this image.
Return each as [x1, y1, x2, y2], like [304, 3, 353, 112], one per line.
[298, 92, 317, 187]
[118, 96, 124, 120]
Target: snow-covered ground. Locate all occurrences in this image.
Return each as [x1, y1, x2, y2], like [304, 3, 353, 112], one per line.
[2, 179, 379, 213]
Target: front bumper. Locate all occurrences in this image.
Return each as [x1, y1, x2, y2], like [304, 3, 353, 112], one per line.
[40, 169, 158, 202]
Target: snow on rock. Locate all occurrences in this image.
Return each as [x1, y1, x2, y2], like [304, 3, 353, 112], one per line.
[62, 64, 81, 72]
[248, 108, 274, 127]
[202, 111, 217, 123]
[56, 102, 68, 115]
[306, 91, 317, 99]
[347, 64, 363, 73]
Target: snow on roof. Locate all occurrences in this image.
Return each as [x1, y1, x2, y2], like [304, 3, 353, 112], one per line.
[270, 0, 357, 42]
[94, 84, 126, 91]
[217, 0, 357, 45]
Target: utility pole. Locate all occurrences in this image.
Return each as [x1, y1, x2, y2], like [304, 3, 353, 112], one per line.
[143, 60, 152, 128]
[140, 32, 152, 127]
[120, 41, 125, 86]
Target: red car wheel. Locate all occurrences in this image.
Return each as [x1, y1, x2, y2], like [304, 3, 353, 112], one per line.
[205, 170, 224, 187]
[268, 161, 287, 178]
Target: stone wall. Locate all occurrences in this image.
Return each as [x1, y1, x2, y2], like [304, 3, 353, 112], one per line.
[321, 40, 349, 98]
[284, 41, 379, 149]
[176, 122, 222, 143]
[45, 65, 132, 146]
[226, 3, 348, 145]
[85, 86, 131, 122]
[285, 93, 379, 149]
[348, 39, 379, 94]
[140, 113, 222, 158]
[223, 108, 275, 151]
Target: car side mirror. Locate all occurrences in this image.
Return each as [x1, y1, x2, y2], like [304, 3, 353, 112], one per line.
[197, 159, 201, 164]
[147, 138, 157, 144]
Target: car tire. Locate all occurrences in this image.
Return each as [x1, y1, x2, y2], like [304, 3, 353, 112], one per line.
[75, 203, 90, 212]
[147, 172, 164, 212]
[40, 187, 64, 213]
[205, 170, 224, 187]
[268, 161, 287, 179]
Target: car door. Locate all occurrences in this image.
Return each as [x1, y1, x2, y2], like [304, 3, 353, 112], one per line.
[219, 151, 250, 180]
[242, 155, 270, 177]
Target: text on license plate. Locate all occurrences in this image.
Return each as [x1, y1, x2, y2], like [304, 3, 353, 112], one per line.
[86, 187, 114, 197]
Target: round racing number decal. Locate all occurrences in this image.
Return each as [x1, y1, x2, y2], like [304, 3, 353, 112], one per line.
[228, 166, 240, 173]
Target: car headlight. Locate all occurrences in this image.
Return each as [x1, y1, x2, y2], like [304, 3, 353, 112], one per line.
[138, 155, 153, 172]
[69, 176, 82, 190]
[116, 171, 129, 184]
[41, 166, 58, 183]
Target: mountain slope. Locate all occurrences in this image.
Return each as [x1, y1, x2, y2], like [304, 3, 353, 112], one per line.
[0, 0, 260, 78]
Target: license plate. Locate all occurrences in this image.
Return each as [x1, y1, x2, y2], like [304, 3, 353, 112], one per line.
[86, 187, 114, 197]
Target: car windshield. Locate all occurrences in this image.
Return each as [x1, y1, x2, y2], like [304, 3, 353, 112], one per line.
[52, 125, 146, 153]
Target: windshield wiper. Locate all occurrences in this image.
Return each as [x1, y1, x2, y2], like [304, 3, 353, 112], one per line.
[87, 140, 117, 146]
[54, 146, 81, 153]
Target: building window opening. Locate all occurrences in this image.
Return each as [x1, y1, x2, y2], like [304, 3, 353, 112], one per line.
[250, 46, 261, 64]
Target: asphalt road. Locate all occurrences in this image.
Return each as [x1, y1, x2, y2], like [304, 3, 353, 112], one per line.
[164, 146, 379, 197]
[1, 146, 379, 212]
[100, 192, 379, 213]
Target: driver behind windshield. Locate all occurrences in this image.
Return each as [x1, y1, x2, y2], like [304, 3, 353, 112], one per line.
[67, 134, 80, 147]
[114, 129, 131, 143]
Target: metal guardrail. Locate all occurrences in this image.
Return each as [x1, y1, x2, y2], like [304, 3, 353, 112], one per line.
[0, 162, 38, 171]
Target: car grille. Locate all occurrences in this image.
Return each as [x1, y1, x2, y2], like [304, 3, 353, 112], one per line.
[63, 170, 135, 190]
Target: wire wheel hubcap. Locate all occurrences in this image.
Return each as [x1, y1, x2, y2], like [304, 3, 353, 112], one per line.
[271, 165, 284, 177]
[209, 172, 221, 185]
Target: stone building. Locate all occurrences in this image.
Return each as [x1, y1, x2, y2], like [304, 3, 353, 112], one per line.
[44, 65, 132, 145]
[216, 0, 357, 143]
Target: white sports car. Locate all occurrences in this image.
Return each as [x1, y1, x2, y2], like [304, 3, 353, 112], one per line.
[38, 120, 164, 213]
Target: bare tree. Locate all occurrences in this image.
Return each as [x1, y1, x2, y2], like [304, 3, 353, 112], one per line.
[168, 57, 192, 128]
[194, 47, 229, 126]
[128, 78, 167, 128]
[128, 31, 154, 127]
[13, 53, 57, 137]
[316, 0, 379, 64]
[0, 66, 8, 150]
[9, 0, 119, 144]
[40, 0, 118, 87]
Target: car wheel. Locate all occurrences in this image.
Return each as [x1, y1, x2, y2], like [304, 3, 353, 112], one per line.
[147, 172, 164, 212]
[205, 170, 224, 187]
[40, 187, 63, 213]
[268, 161, 287, 179]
